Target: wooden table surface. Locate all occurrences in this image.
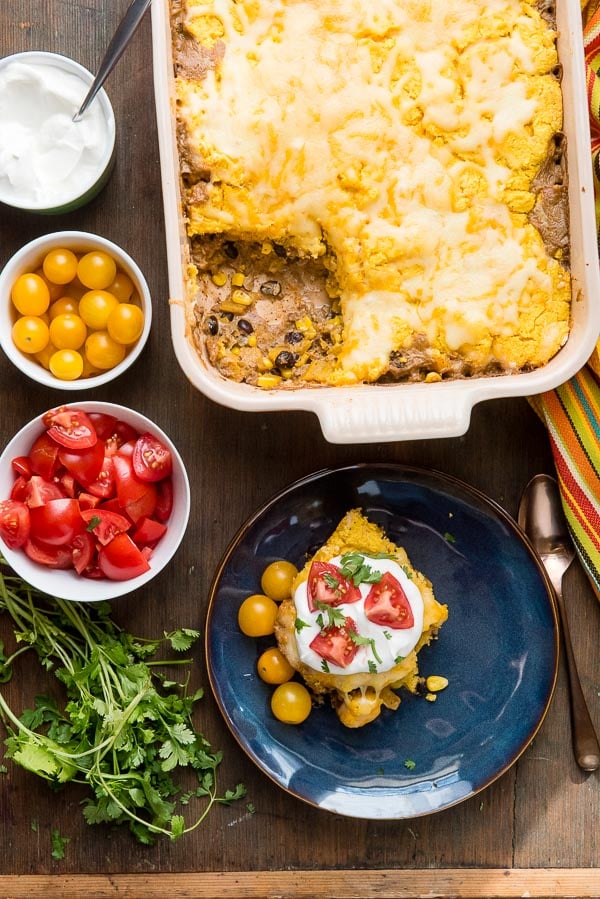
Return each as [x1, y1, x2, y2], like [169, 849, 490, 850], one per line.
[1, 2, 599, 897]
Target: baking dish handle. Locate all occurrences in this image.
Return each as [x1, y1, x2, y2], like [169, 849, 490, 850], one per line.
[311, 386, 479, 444]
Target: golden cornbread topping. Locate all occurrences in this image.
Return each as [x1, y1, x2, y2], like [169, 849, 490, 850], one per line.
[173, 0, 570, 388]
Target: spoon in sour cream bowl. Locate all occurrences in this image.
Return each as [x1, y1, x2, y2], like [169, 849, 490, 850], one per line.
[73, 0, 152, 122]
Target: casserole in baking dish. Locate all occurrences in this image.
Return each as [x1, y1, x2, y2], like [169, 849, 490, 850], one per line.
[152, 0, 600, 443]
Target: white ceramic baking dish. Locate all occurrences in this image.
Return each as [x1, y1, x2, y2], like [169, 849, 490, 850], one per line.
[152, 0, 600, 444]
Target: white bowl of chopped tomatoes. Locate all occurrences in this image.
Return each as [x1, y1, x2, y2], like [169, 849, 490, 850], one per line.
[0, 402, 190, 601]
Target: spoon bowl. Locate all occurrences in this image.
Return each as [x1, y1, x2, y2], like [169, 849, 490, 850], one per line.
[518, 473, 600, 772]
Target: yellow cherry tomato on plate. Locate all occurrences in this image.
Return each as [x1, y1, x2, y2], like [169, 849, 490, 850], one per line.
[107, 303, 144, 345]
[49, 349, 84, 381]
[42, 248, 79, 285]
[257, 647, 295, 684]
[79, 289, 119, 330]
[84, 330, 126, 370]
[12, 316, 49, 354]
[271, 682, 312, 724]
[237, 594, 279, 637]
[77, 251, 117, 290]
[11, 273, 50, 316]
[261, 560, 299, 602]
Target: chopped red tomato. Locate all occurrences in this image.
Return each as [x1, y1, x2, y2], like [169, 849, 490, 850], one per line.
[28, 432, 60, 480]
[87, 412, 117, 441]
[70, 531, 96, 575]
[307, 560, 361, 611]
[309, 617, 359, 668]
[23, 538, 73, 569]
[132, 517, 167, 546]
[98, 533, 151, 581]
[81, 508, 131, 546]
[132, 433, 173, 482]
[10, 476, 29, 503]
[112, 453, 156, 522]
[22, 476, 64, 509]
[77, 492, 101, 511]
[154, 477, 173, 522]
[58, 470, 76, 498]
[43, 406, 97, 449]
[364, 572, 414, 629]
[105, 422, 139, 456]
[58, 439, 105, 487]
[29, 498, 84, 547]
[11, 456, 32, 479]
[0, 500, 30, 549]
[85, 455, 115, 499]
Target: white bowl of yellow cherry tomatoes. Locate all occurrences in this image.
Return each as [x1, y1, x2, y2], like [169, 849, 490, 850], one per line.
[0, 231, 151, 388]
[0, 402, 190, 601]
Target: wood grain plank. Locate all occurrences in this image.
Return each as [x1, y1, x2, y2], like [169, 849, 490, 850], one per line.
[0, 869, 599, 898]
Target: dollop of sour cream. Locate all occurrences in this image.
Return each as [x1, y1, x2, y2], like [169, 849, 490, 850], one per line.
[0, 60, 110, 208]
[293, 554, 425, 676]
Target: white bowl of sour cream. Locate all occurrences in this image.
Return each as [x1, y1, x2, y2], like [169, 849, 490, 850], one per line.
[0, 51, 116, 214]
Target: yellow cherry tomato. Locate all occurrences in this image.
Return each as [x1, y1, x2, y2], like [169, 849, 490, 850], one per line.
[34, 268, 64, 302]
[270, 682, 312, 724]
[11, 273, 50, 316]
[107, 271, 134, 302]
[107, 303, 144, 345]
[42, 248, 79, 285]
[237, 594, 279, 637]
[84, 330, 126, 370]
[49, 313, 87, 350]
[257, 647, 295, 685]
[63, 279, 87, 301]
[261, 560, 299, 602]
[12, 316, 50, 354]
[49, 296, 80, 320]
[35, 341, 58, 370]
[78, 289, 119, 330]
[80, 355, 102, 378]
[49, 349, 84, 381]
[77, 251, 117, 290]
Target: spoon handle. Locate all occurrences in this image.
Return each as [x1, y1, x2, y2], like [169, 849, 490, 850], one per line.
[73, 0, 152, 122]
[555, 583, 600, 772]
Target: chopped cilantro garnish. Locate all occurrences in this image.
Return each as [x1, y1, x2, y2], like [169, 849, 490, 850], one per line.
[404, 758, 416, 770]
[394, 655, 405, 664]
[383, 630, 392, 640]
[314, 601, 347, 629]
[323, 572, 341, 592]
[368, 660, 377, 674]
[321, 659, 330, 674]
[85, 515, 101, 532]
[444, 532, 456, 544]
[294, 618, 310, 632]
[349, 630, 382, 665]
[339, 552, 383, 587]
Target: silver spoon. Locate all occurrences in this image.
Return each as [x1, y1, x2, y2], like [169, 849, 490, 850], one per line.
[518, 473, 600, 772]
[73, 0, 152, 123]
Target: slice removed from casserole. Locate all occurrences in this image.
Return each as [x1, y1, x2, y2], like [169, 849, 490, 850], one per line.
[274, 509, 448, 728]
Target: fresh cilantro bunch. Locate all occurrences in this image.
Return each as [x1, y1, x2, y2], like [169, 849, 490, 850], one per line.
[0, 557, 245, 844]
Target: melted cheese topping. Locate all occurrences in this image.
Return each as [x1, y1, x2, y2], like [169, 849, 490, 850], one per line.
[293, 555, 425, 676]
[177, 0, 570, 383]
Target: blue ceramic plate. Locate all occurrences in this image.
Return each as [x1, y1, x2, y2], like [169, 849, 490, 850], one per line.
[206, 464, 558, 819]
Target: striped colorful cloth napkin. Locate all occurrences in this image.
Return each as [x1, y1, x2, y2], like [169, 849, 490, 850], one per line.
[529, 2, 600, 600]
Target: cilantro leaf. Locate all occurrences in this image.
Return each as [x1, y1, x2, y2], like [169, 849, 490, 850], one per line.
[339, 552, 383, 586]
[51, 829, 69, 860]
